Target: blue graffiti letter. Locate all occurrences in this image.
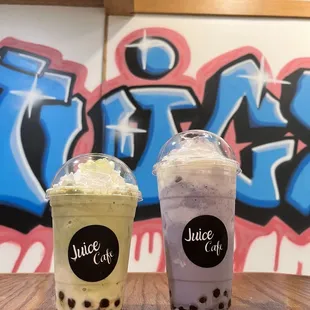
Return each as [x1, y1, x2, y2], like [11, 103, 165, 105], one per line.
[131, 87, 197, 205]
[286, 153, 310, 216]
[0, 49, 73, 215]
[40, 94, 84, 188]
[237, 140, 294, 208]
[206, 59, 288, 135]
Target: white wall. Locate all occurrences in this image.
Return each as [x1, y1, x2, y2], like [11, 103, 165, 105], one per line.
[107, 14, 310, 79]
[0, 5, 105, 91]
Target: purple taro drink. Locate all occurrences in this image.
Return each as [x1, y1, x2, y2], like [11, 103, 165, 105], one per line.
[154, 130, 240, 310]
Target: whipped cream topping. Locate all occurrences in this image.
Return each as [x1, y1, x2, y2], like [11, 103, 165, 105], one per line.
[47, 158, 141, 200]
[154, 131, 239, 173]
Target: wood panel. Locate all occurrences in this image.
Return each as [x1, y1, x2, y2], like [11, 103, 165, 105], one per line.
[104, 0, 133, 15]
[0, 273, 310, 309]
[2, 0, 310, 17]
[105, 0, 310, 18]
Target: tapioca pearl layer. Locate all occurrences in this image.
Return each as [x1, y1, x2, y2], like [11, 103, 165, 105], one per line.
[55, 281, 125, 310]
[56, 291, 122, 309]
[171, 301, 231, 310]
[170, 285, 232, 310]
[170, 303, 231, 310]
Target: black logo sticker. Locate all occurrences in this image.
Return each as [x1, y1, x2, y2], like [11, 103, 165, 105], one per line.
[182, 215, 228, 268]
[68, 225, 119, 282]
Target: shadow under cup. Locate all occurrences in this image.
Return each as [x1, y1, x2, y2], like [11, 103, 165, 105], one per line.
[50, 194, 137, 310]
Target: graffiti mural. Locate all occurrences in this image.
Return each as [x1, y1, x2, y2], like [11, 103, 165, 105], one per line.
[0, 27, 309, 275]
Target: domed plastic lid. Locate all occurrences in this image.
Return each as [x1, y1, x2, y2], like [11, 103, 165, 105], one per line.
[153, 130, 240, 175]
[46, 153, 142, 201]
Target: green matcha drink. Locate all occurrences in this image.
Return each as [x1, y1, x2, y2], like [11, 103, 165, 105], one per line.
[47, 154, 141, 310]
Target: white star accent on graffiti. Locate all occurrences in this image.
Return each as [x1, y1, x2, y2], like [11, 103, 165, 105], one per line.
[10, 75, 56, 118]
[126, 29, 172, 70]
[106, 122, 146, 155]
[238, 56, 290, 108]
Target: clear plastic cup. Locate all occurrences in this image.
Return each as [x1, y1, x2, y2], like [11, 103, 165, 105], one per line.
[47, 153, 141, 310]
[153, 130, 240, 310]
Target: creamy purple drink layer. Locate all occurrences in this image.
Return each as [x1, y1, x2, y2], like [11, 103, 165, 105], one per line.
[154, 130, 239, 310]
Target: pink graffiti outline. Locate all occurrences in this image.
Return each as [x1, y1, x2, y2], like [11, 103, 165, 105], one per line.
[0, 225, 53, 272]
[0, 29, 310, 273]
